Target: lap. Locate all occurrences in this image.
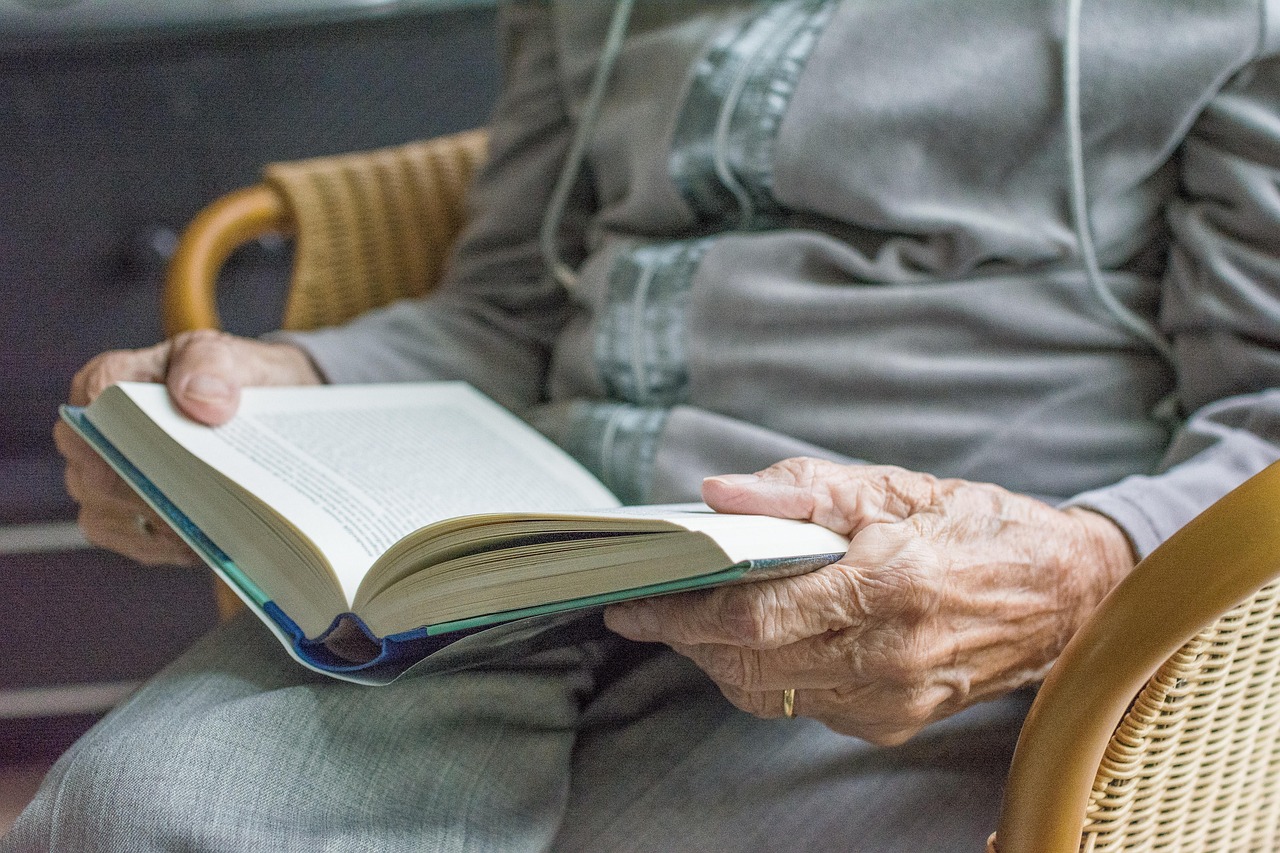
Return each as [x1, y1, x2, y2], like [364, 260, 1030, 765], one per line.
[560, 650, 1029, 852]
[3, 612, 1029, 852]
[5, 612, 604, 852]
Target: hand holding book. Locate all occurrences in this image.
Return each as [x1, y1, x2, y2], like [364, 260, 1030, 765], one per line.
[53, 330, 322, 567]
[607, 457, 1137, 741]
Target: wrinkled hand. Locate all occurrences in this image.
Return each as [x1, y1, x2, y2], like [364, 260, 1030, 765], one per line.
[53, 330, 322, 566]
[605, 458, 1136, 745]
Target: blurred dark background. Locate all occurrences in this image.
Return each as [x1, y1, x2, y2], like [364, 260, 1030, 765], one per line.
[0, 0, 499, 772]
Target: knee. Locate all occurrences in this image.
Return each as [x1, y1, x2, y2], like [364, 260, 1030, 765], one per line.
[10, 714, 202, 852]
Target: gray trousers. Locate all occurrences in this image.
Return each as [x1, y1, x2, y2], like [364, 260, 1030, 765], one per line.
[2, 611, 1029, 852]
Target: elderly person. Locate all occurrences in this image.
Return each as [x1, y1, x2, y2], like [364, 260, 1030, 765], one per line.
[10, 0, 1280, 850]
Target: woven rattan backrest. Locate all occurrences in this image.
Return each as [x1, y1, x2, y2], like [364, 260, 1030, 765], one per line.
[1079, 582, 1280, 852]
[263, 128, 488, 332]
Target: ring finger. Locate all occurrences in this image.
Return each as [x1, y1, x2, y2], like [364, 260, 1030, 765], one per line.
[78, 504, 195, 567]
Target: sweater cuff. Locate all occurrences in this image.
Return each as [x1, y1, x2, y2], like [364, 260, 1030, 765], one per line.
[1061, 435, 1280, 558]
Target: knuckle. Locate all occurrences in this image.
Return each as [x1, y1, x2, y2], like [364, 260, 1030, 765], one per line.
[881, 652, 930, 694]
[700, 645, 760, 691]
[773, 456, 829, 496]
[172, 328, 227, 349]
[898, 691, 937, 729]
[72, 348, 156, 403]
[892, 642, 933, 684]
[880, 467, 938, 513]
[77, 358, 116, 401]
[170, 330, 233, 367]
[854, 635, 931, 693]
[726, 686, 773, 718]
[745, 693, 773, 718]
[715, 588, 777, 647]
[76, 511, 113, 551]
[855, 559, 935, 624]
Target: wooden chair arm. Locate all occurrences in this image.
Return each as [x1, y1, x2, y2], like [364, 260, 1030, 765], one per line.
[163, 128, 487, 337]
[163, 185, 291, 336]
[994, 460, 1280, 852]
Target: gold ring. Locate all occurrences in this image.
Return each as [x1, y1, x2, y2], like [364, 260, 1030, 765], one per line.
[782, 688, 796, 719]
[134, 513, 156, 537]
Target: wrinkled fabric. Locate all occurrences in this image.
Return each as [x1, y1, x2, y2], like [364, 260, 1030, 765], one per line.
[3, 611, 1030, 852]
[291, 0, 1280, 557]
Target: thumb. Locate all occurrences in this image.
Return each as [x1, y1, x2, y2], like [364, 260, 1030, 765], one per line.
[165, 331, 243, 425]
[702, 458, 920, 535]
[701, 455, 829, 522]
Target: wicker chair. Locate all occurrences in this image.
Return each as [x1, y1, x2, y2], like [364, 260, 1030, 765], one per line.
[164, 127, 487, 335]
[163, 129, 1280, 851]
[992, 460, 1280, 852]
[164, 127, 486, 621]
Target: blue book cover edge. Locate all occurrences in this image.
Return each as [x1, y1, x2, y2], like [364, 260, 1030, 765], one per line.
[60, 404, 843, 684]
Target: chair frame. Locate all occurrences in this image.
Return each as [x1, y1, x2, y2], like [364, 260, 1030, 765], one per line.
[993, 460, 1280, 851]
[164, 186, 289, 336]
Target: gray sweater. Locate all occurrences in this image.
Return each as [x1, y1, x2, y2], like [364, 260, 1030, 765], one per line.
[288, 0, 1280, 558]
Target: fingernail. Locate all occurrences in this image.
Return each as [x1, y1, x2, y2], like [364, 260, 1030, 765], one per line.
[184, 375, 233, 403]
[705, 473, 761, 486]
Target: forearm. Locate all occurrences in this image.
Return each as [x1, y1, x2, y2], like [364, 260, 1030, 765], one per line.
[1064, 395, 1280, 557]
[270, 289, 568, 414]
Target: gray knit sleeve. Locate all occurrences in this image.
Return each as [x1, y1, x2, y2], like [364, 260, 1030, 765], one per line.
[1066, 54, 1280, 556]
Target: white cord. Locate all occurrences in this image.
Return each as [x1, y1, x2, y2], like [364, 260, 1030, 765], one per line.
[1063, 0, 1175, 365]
[540, 0, 638, 291]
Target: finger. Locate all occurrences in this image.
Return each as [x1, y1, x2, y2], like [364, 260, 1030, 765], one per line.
[165, 330, 246, 425]
[798, 682, 958, 746]
[58, 442, 138, 509]
[53, 419, 95, 466]
[712, 683, 862, 725]
[78, 505, 198, 567]
[56, 419, 193, 568]
[68, 343, 172, 406]
[712, 683, 880, 729]
[713, 681, 796, 720]
[65, 462, 157, 539]
[134, 511, 199, 566]
[702, 458, 935, 534]
[670, 632, 866, 694]
[64, 460, 144, 515]
[716, 681, 949, 746]
[56, 422, 141, 512]
[604, 563, 864, 648]
[62, 448, 144, 509]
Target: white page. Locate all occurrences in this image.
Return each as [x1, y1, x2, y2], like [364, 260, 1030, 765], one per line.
[112, 382, 620, 602]
[546, 504, 850, 561]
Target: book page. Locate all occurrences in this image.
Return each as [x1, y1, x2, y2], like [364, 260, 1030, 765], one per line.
[111, 382, 620, 603]
[495, 504, 851, 562]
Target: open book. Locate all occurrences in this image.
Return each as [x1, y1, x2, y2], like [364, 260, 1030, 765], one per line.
[62, 382, 848, 683]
